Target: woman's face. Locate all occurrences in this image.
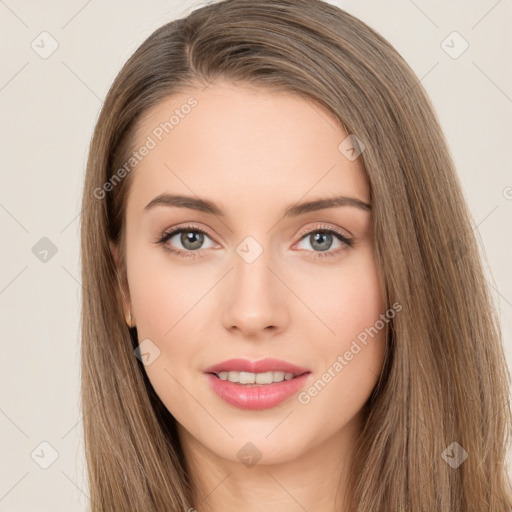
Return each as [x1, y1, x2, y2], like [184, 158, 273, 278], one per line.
[112, 80, 387, 466]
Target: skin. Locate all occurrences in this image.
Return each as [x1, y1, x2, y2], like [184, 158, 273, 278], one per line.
[110, 80, 387, 512]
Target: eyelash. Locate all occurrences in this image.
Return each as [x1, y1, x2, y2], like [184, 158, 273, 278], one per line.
[156, 224, 354, 260]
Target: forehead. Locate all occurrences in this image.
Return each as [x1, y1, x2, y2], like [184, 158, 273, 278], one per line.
[126, 81, 369, 215]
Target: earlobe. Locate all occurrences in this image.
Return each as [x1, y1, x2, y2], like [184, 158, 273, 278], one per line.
[109, 239, 119, 267]
[126, 309, 134, 329]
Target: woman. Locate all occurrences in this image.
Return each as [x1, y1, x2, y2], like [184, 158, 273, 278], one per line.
[80, 0, 512, 510]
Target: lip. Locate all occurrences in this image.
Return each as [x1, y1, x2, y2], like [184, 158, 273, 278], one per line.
[204, 358, 311, 375]
[204, 358, 312, 410]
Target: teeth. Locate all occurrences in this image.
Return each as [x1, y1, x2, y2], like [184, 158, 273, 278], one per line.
[240, 371, 255, 384]
[217, 371, 296, 384]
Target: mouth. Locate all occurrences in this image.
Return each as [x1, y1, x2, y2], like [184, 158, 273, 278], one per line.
[203, 358, 312, 410]
[208, 370, 309, 386]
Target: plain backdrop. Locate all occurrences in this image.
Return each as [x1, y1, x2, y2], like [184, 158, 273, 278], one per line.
[0, 0, 511, 510]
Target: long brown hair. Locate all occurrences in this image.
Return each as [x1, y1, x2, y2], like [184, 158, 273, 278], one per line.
[80, 0, 512, 509]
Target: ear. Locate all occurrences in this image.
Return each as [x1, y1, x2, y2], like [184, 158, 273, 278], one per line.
[109, 239, 131, 314]
[109, 239, 120, 267]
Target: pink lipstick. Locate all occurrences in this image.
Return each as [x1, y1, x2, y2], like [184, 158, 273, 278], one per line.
[204, 358, 311, 410]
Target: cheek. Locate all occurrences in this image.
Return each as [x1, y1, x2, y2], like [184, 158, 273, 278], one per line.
[126, 244, 213, 391]
[307, 249, 385, 346]
[301, 249, 386, 402]
[126, 247, 203, 412]
[127, 243, 210, 340]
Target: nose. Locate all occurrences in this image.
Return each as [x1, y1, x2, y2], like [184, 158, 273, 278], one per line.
[221, 245, 289, 338]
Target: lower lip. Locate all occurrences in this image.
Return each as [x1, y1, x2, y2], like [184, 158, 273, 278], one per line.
[205, 372, 311, 410]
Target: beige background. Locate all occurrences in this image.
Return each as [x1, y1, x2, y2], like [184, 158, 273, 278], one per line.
[0, 0, 511, 510]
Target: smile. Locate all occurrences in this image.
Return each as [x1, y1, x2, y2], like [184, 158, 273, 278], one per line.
[204, 359, 312, 410]
[216, 370, 297, 385]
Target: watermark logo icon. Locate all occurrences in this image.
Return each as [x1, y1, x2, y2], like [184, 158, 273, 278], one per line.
[441, 442, 468, 468]
[31, 441, 59, 469]
[31, 31, 59, 59]
[441, 31, 469, 59]
[338, 134, 366, 161]
[236, 236, 263, 264]
[32, 237, 58, 263]
[134, 338, 161, 366]
[237, 442, 262, 468]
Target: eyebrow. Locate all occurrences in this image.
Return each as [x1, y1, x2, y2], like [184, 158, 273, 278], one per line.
[144, 193, 371, 217]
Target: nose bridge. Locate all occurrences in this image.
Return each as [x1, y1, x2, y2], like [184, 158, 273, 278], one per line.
[235, 238, 272, 292]
[222, 234, 288, 334]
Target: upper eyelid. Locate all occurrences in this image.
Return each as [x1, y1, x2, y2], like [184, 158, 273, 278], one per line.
[296, 223, 351, 240]
[163, 224, 214, 241]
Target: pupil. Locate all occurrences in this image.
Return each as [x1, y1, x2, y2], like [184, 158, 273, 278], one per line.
[311, 232, 332, 251]
[181, 231, 203, 250]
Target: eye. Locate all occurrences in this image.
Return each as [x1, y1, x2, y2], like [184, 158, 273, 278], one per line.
[156, 224, 216, 259]
[293, 225, 353, 259]
[156, 223, 353, 260]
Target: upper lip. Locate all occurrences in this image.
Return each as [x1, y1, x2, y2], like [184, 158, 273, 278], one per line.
[204, 358, 311, 376]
